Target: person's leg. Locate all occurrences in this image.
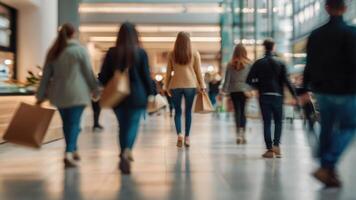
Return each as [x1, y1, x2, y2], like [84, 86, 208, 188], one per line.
[58, 108, 71, 152]
[272, 96, 283, 147]
[91, 101, 101, 128]
[114, 108, 127, 153]
[183, 88, 196, 137]
[230, 92, 242, 131]
[171, 89, 183, 135]
[126, 108, 145, 149]
[320, 95, 356, 169]
[259, 96, 273, 150]
[316, 95, 337, 168]
[209, 92, 217, 107]
[239, 93, 247, 129]
[66, 106, 85, 152]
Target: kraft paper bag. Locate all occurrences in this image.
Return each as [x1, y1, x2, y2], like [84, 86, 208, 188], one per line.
[3, 103, 55, 148]
[194, 92, 214, 114]
[147, 94, 168, 114]
[100, 70, 130, 108]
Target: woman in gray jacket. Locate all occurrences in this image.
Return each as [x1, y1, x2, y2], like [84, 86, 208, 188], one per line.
[222, 44, 252, 144]
[36, 23, 99, 168]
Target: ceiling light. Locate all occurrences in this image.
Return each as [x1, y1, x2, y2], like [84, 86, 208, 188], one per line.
[80, 25, 220, 33]
[79, 3, 222, 14]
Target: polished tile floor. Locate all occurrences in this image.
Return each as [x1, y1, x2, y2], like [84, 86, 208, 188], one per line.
[0, 111, 356, 200]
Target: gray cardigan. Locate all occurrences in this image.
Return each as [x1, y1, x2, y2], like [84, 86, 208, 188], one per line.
[36, 40, 99, 108]
[222, 63, 251, 93]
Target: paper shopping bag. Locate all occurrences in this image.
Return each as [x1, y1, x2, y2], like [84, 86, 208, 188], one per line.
[194, 92, 214, 114]
[3, 103, 55, 148]
[100, 69, 130, 108]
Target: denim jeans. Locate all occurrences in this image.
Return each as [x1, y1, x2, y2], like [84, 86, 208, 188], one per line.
[114, 107, 145, 152]
[230, 92, 247, 129]
[209, 92, 218, 107]
[259, 95, 283, 149]
[316, 94, 356, 169]
[171, 88, 196, 136]
[58, 106, 85, 152]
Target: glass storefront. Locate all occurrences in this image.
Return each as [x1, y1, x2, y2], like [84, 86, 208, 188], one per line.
[0, 2, 25, 95]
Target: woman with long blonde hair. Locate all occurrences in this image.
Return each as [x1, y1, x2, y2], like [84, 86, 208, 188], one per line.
[222, 44, 252, 144]
[164, 32, 205, 148]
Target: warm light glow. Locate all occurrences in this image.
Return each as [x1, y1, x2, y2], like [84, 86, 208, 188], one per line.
[4, 59, 13, 65]
[80, 25, 220, 33]
[155, 74, 163, 82]
[79, 3, 222, 14]
[207, 65, 215, 73]
[89, 36, 221, 43]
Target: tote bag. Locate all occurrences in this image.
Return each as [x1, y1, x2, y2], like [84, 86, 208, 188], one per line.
[100, 69, 130, 108]
[194, 92, 214, 114]
[147, 94, 168, 114]
[3, 103, 55, 148]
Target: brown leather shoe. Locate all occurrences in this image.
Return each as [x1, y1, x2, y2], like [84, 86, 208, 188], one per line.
[177, 135, 184, 148]
[273, 146, 282, 158]
[313, 168, 342, 188]
[262, 149, 274, 158]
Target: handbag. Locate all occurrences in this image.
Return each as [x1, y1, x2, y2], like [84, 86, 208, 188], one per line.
[194, 92, 214, 113]
[147, 94, 168, 114]
[3, 103, 55, 148]
[100, 69, 130, 108]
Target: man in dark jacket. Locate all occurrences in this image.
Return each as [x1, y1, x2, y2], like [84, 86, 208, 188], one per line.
[247, 39, 297, 159]
[300, 0, 356, 188]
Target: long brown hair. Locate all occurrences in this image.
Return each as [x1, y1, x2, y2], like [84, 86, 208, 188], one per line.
[45, 23, 75, 64]
[173, 32, 192, 65]
[116, 22, 140, 69]
[230, 44, 251, 71]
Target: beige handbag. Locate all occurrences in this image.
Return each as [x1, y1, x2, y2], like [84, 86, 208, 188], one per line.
[100, 69, 130, 108]
[194, 92, 214, 113]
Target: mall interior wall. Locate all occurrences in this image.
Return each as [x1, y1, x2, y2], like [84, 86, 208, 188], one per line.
[0, 0, 58, 82]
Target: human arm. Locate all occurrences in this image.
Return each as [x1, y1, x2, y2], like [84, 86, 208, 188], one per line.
[193, 52, 206, 90]
[98, 48, 115, 86]
[79, 47, 99, 92]
[164, 53, 173, 91]
[140, 49, 156, 96]
[222, 66, 231, 93]
[36, 62, 53, 104]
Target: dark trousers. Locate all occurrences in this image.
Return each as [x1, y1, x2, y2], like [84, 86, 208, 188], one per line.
[91, 101, 101, 127]
[114, 107, 145, 152]
[230, 92, 247, 130]
[316, 94, 356, 169]
[58, 106, 85, 152]
[171, 88, 196, 136]
[259, 95, 283, 149]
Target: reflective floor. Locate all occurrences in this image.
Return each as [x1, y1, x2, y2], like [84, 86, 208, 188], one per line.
[0, 111, 356, 200]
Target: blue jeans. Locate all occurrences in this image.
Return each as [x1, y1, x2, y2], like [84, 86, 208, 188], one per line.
[316, 94, 356, 169]
[114, 107, 145, 152]
[58, 106, 85, 152]
[209, 92, 218, 107]
[259, 95, 283, 149]
[171, 88, 196, 136]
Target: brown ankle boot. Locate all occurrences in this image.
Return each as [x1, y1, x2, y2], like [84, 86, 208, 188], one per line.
[262, 149, 274, 158]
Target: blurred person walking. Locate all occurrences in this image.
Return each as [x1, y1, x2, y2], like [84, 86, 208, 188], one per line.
[98, 22, 155, 174]
[91, 101, 104, 132]
[246, 39, 297, 158]
[222, 44, 252, 144]
[208, 73, 221, 108]
[300, 0, 356, 188]
[164, 32, 206, 148]
[36, 23, 100, 168]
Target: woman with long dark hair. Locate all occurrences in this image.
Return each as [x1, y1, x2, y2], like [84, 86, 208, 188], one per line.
[36, 23, 99, 168]
[98, 22, 155, 174]
[222, 44, 252, 144]
[164, 32, 205, 148]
